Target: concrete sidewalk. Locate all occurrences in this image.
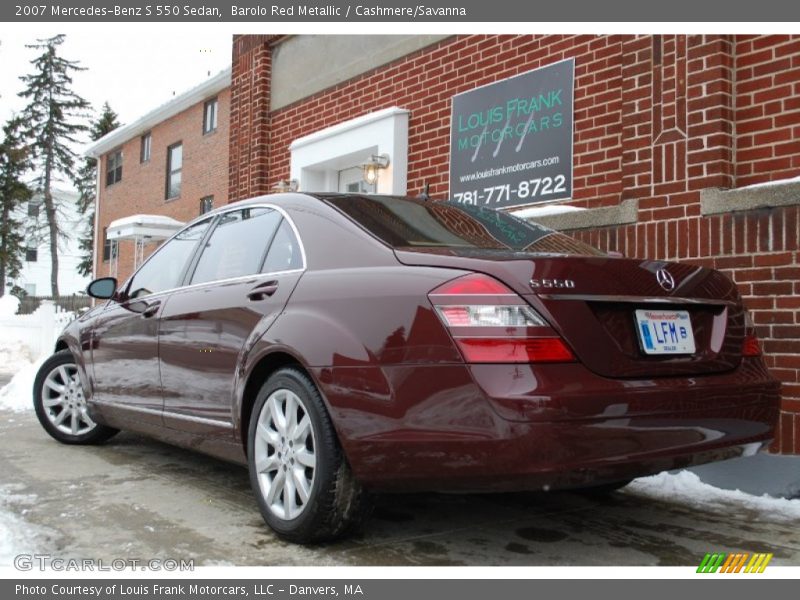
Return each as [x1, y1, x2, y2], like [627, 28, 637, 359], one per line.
[1, 407, 798, 567]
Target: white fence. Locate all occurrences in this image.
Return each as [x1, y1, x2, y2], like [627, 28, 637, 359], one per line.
[0, 300, 75, 359]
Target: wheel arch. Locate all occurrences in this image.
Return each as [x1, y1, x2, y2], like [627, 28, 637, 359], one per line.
[238, 349, 317, 457]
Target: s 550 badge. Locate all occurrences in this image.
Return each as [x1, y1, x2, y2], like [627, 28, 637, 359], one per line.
[530, 278, 576, 289]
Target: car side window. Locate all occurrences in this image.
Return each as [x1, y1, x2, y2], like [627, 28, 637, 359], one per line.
[127, 218, 211, 299]
[262, 219, 303, 273]
[190, 207, 282, 285]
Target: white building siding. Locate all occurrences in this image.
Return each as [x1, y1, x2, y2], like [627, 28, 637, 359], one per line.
[11, 188, 91, 297]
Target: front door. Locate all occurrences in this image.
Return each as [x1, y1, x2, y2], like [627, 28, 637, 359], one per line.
[89, 218, 212, 424]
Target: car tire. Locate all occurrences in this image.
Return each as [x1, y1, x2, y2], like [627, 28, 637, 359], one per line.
[33, 350, 119, 445]
[247, 367, 371, 544]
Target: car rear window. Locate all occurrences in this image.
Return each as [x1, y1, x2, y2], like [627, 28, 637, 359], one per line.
[324, 195, 604, 256]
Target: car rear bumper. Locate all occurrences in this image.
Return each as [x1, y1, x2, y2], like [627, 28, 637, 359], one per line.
[316, 358, 781, 492]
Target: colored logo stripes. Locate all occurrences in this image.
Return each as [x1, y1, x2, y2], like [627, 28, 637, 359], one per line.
[697, 552, 773, 573]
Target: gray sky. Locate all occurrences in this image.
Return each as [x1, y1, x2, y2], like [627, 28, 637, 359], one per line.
[0, 24, 233, 143]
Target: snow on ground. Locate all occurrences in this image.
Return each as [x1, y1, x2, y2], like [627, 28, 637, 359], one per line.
[0, 342, 35, 377]
[0, 294, 20, 317]
[624, 470, 800, 523]
[0, 332, 45, 413]
[0, 328, 43, 412]
[0, 485, 45, 566]
[0, 354, 46, 413]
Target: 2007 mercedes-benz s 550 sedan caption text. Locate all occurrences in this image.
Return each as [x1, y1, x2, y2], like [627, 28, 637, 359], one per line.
[33, 193, 780, 543]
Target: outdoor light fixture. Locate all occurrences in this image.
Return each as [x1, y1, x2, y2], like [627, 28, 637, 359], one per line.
[362, 153, 390, 186]
[272, 179, 299, 193]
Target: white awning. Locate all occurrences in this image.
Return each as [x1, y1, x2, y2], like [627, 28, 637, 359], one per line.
[107, 215, 184, 241]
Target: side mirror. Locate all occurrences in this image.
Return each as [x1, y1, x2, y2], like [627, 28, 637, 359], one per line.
[86, 277, 117, 299]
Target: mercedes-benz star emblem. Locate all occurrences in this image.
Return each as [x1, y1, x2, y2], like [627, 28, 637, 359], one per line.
[656, 268, 676, 291]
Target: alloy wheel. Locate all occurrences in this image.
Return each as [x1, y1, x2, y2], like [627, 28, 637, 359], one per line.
[41, 363, 96, 436]
[254, 388, 316, 520]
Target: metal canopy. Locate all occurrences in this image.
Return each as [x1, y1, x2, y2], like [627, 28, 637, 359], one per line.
[106, 214, 184, 276]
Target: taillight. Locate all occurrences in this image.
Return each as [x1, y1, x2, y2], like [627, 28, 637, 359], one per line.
[742, 334, 761, 357]
[437, 305, 545, 327]
[742, 310, 762, 357]
[454, 338, 575, 363]
[429, 273, 575, 364]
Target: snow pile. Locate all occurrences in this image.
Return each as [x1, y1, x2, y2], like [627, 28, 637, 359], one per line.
[0, 485, 44, 566]
[0, 342, 34, 377]
[0, 334, 40, 412]
[625, 470, 800, 523]
[0, 294, 20, 316]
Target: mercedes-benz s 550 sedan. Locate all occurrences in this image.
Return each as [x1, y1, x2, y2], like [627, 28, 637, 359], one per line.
[33, 193, 780, 543]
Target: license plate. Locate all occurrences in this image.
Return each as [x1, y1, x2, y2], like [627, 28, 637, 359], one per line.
[635, 309, 696, 355]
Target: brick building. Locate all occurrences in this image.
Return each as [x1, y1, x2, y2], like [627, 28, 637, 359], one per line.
[88, 34, 800, 453]
[228, 34, 800, 454]
[86, 68, 230, 280]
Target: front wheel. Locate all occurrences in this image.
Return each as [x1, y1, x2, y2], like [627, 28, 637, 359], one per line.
[33, 350, 118, 445]
[247, 367, 371, 543]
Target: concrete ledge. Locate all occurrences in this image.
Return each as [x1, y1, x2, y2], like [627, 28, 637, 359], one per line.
[701, 181, 800, 216]
[529, 198, 639, 231]
[271, 35, 451, 110]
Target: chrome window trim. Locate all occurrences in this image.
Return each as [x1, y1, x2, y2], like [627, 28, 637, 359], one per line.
[117, 203, 307, 302]
[538, 294, 734, 307]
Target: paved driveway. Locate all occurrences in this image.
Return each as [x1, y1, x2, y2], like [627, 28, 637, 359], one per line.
[1, 407, 798, 567]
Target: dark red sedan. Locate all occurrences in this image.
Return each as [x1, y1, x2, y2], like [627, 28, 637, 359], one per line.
[33, 193, 780, 543]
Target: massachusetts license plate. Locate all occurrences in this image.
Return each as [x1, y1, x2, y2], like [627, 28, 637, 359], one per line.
[635, 309, 696, 355]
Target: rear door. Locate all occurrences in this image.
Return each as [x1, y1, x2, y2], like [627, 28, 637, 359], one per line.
[158, 207, 305, 433]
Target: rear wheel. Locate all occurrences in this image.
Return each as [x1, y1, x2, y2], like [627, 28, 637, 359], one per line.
[33, 350, 118, 445]
[247, 367, 371, 543]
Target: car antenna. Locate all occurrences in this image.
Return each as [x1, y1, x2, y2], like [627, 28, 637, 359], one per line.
[418, 182, 431, 201]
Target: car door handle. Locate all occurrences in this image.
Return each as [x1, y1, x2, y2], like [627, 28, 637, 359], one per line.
[142, 300, 161, 318]
[247, 281, 278, 301]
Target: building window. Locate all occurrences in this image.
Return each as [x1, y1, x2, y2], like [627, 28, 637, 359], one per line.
[203, 98, 218, 134]
[23, 283, 36, 296]
[199, 195, 214, 215]
[166, 142, 182, 199]
[27, 202, 40, 217]
[102, 228, 114, 262]
[25, 247, 38, 262]
[140, 132, 152, 163]
[106, 149, 123, 186]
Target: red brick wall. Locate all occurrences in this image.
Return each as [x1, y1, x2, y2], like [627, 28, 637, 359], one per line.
[95, 89, 230, 283]
[229, 35, 279, 201]
[228, 33, 800, 453]
[735, 35, 800, 186]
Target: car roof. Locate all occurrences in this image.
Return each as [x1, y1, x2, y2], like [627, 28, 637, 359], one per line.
[190, 192, 429, 223]
[207, 192, 425, 212]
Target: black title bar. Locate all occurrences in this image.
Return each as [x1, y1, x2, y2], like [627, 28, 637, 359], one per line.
[4, 0, 800, 22]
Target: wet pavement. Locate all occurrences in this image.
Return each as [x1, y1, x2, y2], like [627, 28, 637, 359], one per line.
[1, 406, 798, 567]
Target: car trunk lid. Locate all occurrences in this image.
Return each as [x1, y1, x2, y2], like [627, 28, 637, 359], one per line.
[395, 248, 745, 378]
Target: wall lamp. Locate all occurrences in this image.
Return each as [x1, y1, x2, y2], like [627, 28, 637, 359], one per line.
[271, 179, 299, 193]
[361, 154, 390, 186]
